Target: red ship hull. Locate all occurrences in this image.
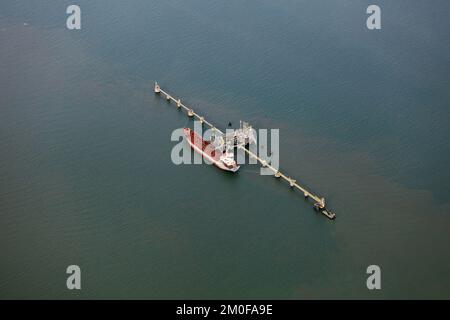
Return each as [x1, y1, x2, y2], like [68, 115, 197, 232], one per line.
[183, 128, 239, 172]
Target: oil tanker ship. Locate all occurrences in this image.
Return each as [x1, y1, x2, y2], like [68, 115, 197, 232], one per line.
[183, 127, 240, 172]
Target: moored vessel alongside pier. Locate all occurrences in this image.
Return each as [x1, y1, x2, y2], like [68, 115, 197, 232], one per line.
[183, 128, 240, 172]
[155, 82, 336, 220]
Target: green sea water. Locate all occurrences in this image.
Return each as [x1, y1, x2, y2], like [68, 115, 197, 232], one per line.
[0, 0, 449, 299]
